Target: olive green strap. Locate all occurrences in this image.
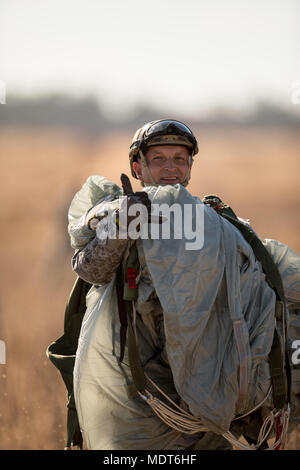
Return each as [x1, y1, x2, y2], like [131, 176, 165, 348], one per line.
[217, 211, 290, 409]
[116, 265, 128, 363]
[66, 395, 83, 449]
[219, 213, 284, 300]
[126, 300, 147, 393]
[118, 243, 147, 393]
[268, 328, 288, 409]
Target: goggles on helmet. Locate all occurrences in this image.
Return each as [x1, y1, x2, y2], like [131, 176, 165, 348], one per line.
[130, 119, 198, 157]
[144, 120, 195, 141]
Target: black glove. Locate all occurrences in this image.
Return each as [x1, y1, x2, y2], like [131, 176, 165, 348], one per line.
[118, 191, 152, 229]
[127, 191, 152, 214]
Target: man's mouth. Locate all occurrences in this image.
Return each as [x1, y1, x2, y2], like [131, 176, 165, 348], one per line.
[160, 177, 180, 184]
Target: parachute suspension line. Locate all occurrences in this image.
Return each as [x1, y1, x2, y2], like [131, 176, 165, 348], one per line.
[222, 405, 290, 450]
[139, 375, 290, 448]
[232, 386, 273, 421]
[138, 387, 209, 435]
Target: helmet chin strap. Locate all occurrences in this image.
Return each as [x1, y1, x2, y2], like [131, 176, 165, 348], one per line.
[138, 149, 158, 186]
[138, 150, 193, 188]
[181, 155, 193, 187]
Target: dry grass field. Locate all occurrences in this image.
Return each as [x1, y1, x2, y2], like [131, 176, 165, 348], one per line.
[0, 126, 299, 450]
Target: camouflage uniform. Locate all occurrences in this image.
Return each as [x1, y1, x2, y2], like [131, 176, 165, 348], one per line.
[72, 236, 128, 286]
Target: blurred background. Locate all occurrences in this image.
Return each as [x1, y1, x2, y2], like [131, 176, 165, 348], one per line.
[0, 0, 299, 450]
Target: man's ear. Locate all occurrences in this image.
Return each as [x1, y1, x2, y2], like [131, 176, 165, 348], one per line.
[133, 161, 143, 180]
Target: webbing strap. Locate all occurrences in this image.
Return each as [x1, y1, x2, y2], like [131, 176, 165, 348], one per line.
[66, 406, 83, 449]
[116, 243, 147, 393]
[220, 213, 285, 302]
[268, 328, 288, 409]
[116, 242, 140, 362]
[216, 211, 289, 409]
[126, 300, 147, 393]
[202, 198, 290, 412]
[116, 264, 127, 363]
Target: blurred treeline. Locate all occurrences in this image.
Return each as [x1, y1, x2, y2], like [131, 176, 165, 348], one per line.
[1, 94, 300, 137]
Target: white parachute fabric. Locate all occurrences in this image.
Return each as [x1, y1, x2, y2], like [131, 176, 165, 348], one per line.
[68, 175, 122, 249]
[69, 175, 300, 448]
[73, 278, 205, 450]
[263, 239, 300, 305]
[141, 184, 276, 434]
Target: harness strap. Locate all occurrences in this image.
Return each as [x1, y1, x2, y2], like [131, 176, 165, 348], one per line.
[126, 300, 147, 393]
[116, 243, 147, 393]
[221, 213, 285, 301]
[217, 211, 290, 410]
[202, 197, 290, 414]
[116, 264, 127, 363]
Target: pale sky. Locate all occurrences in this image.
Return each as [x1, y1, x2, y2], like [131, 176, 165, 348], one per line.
[0, 0, 299, 118]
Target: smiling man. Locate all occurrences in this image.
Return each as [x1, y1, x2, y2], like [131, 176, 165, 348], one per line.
[133, 144, 191, 186]
[68, 120, 235, 450]
[129, 119, 197, 188]
[71, 120, 200, 286]
[63, 119, 297, 451]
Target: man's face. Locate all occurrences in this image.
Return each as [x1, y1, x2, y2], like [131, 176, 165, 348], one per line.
[133, 145, 192, 185]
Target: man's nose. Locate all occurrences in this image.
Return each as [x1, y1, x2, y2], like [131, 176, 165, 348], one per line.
[164, 158, 177, 170]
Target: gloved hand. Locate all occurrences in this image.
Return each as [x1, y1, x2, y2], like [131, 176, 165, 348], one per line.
[86, 192, 152, 232]
[117, 191, 152, 228]
[85, 196, 115, 230]
[119, 173, 151, 222]
[127, 191, 152, 216]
